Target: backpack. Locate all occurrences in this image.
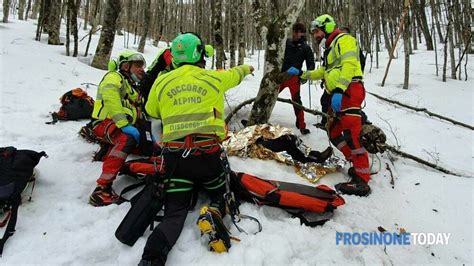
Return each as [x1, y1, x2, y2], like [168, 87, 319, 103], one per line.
[0, 147, 47, 255]
[230, 172, 345, 226]
[48, 88, 94, 124]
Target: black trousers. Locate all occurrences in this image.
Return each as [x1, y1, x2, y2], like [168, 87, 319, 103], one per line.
[141, 148, 227, 263]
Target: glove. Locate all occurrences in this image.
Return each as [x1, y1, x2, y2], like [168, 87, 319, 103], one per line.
[286, 67, 301, 76]
[331, 93, 343, 112]
[121, 125, 140, 144]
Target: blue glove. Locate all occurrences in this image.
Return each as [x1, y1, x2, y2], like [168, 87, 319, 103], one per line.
[331, 93, 343, 112]
[286, 67, 301, 76]
[121, 125, 140, 144]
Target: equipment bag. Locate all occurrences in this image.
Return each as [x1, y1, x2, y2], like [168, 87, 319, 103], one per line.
[230, 172, 345, 226]
[0, 147, 47, 255]
[47, 88, 94, 124]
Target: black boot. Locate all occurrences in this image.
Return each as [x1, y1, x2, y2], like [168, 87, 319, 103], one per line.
[307, 147, 333, 164]
[335, 168, 371, 197]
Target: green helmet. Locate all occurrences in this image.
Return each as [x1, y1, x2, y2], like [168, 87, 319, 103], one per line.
[310, 14, 336, 34]
[108, 50, 146, 71]
[171, 33, 204, 66]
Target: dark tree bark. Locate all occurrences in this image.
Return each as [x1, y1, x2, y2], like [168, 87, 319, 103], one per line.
[414, 0, 434, 50]
[91, 0, 121, 70]
[138, 0, 151, 53]
[47, 0, 62, 45]
[214, 0, 225, 69]
[3, 0, 10, 23]
[18, 0, 27, 20]
[83, 0, 90, 30]
[237, 0, 245, 65]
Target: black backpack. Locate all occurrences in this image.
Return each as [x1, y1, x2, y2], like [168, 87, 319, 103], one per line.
[0, 147, 47, 255]
[47, 88, 94, 124]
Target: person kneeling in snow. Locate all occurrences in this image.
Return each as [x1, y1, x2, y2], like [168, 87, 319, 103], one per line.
[140, 32, 254, 266]
[88, 51, 147, 207]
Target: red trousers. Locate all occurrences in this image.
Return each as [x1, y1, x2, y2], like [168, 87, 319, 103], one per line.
[279, 76, 306, 129]
[93, 119, 137, 186]
[329, 82, 370, 182]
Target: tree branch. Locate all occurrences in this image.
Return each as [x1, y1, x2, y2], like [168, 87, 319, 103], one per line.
[385, 145, 466, 177]
[368, 91, 474, 130]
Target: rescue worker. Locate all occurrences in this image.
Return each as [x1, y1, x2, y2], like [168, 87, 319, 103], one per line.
[140, 32, 254, 265]
[88, 50, 146, 206]
[287, 14, 371, 196]
[280, 22, 315, 135]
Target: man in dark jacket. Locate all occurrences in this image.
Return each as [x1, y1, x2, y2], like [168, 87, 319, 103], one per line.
[281, 22, 315, 135]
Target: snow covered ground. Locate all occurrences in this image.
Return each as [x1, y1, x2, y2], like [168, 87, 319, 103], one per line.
[0, 17, 473, 265]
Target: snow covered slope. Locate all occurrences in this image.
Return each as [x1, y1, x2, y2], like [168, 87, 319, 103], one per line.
[0, 18, 472, 265]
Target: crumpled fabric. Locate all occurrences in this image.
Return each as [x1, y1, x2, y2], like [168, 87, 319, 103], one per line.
[223, 124, 344, 183]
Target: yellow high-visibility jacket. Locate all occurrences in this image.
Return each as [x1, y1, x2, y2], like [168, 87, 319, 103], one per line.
[145, 64, 251, 142]
[91, 71, 141, 128]
[302, 33, 363, 94]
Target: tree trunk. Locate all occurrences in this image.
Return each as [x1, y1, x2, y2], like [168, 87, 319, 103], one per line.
[214, 0, 225, 69]
[84, 0, 99, 56]
[237, 0, 245, 65]
[71, 0, 79, 57]
[138, 0, 151, 53]
[31, 0, 39, 19]
[18, 0, 27, 20]
[47, 0, 62, 45]
[414, 0, 434, 50]
[3, 0, 10, 23]
[403, 5, 410, 89]
[247, 0, 305, 125]
[25, 0, 33, 20]
[66, 0, 71, 56]
[446, 0, 457, 79]
[83, 0, 90, 30]
[229, 0, 237, 67]
[91, 0, 121, 70]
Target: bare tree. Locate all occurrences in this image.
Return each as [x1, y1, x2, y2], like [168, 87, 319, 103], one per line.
[47, 0, 63, 45]
[138, 0, 152, 53]
[18, 0, 27, 20]
[91, 0, 121, 70]
[213, 0, 225, 69]
[237, 0, 245, 65]
[403, 3, 411, 89]
[83, 0, 90, 30]
[247, 0, 305, 125]
[3, 0, 10, 23]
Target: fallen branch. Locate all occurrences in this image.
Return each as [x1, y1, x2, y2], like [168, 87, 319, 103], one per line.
[225, 97, 326, 123]
[385, 145, 465, 177]
[385, 163, 395, 188]
[368, 92, 474, 130]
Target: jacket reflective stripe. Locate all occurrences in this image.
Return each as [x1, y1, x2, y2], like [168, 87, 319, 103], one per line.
[192, 75, 220, 94]
[203, 73, 222, 83]
[355, 167, 371, 174]
[351, 147, 367, 155]
[337, 78, 351, 86]
[157, 76, 181, 101]
[112, 113, 128, 124]
[162, 111, 217, 124]
[162, 125, 224, 142]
